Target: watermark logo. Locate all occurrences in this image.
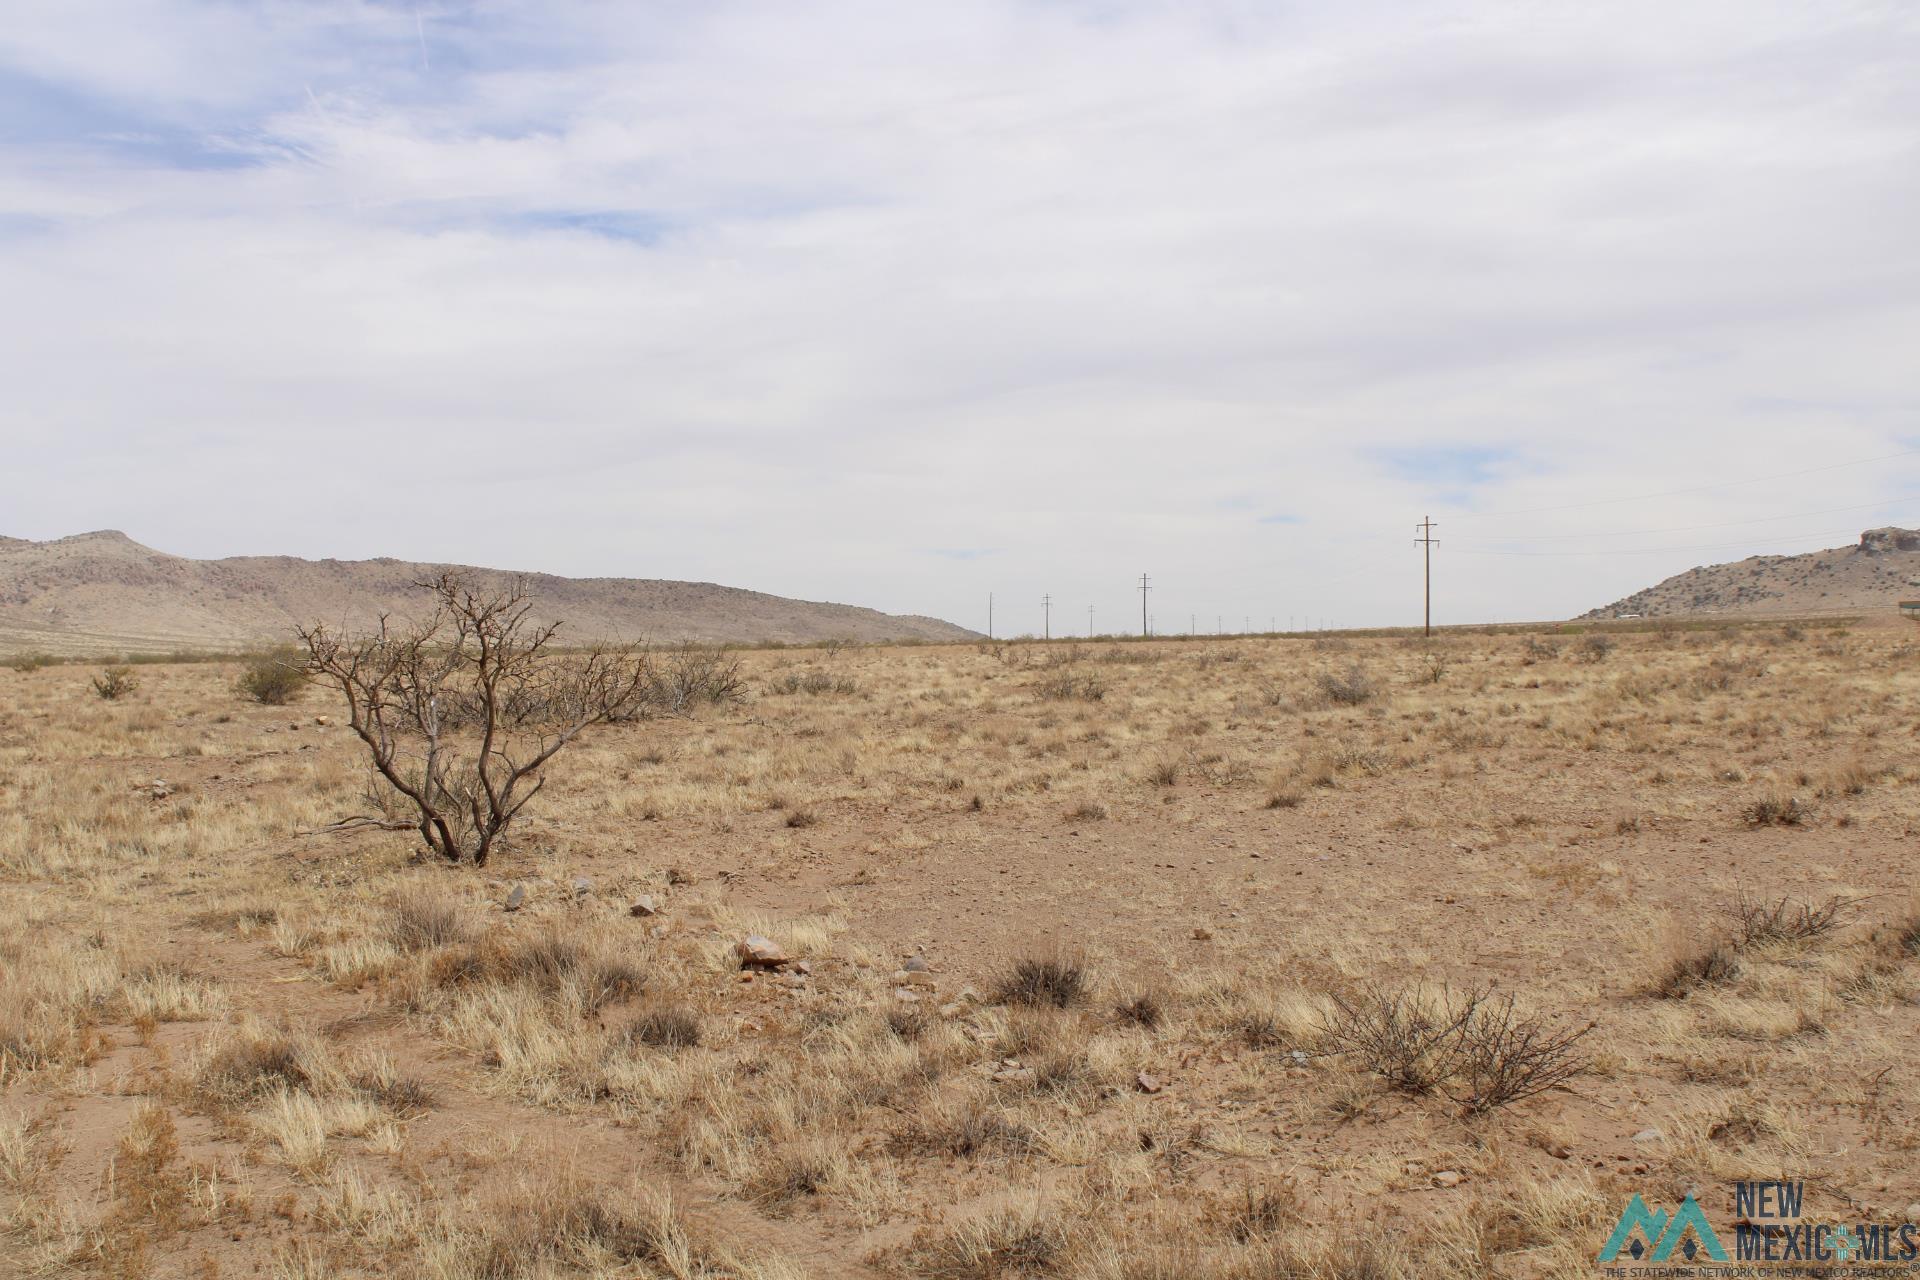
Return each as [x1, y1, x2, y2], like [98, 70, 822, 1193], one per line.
[1599, 1194, 1728, 1263]
[1599, 1182, 1920, 1272]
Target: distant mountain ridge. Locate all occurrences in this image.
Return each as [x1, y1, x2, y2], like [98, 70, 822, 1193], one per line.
[1581, 527, 1920, 620]
[0, 531, 978, 654]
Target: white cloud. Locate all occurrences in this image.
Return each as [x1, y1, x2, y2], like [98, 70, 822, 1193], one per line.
[3, 0, 1917, 629]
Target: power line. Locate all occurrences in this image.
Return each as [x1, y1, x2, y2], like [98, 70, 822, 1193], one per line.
[1138, 572, 1151, 638]
[1415, 516, 1439, 637]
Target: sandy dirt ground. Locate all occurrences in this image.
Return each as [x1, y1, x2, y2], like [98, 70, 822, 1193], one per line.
[3, 621, 1918, 1278]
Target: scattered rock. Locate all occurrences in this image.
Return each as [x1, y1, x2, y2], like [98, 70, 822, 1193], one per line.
[1631, 1128, 1663, 1144]
[902, 955, 931, 973]
[572, 876, 593, 898]
[314, 716, 331, 726]
[287, 722, 300, 731]
[1432, 1170, 1465, 1189]
[893, 969, 936, 988]
[1136, 1071, 1164, 1095]
[628, 895, 659, 917]
[1191, 926, 1213, 941]
[503, 884, 526, 912]
[791, 960, 812, 975]
[893, 988, 921, 1002]
[738, 935, 789, 969]
[992, 1060, 1034, 1084]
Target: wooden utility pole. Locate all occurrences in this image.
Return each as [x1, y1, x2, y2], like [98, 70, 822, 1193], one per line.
[1087, 604, 1095, 637]
[1415, 516, 1439, 638]
[1138, 573, 1151, 638]
[1042, 594, 1051, 641]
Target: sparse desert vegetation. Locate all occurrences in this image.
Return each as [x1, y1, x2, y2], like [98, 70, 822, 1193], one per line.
[2, 618, 1918, 1277]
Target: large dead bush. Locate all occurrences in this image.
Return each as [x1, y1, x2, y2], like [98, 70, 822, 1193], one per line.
[299, 573, 650, 866]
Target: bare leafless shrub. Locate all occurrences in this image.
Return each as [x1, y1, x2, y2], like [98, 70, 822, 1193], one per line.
[1322, 985, 1589, 1110]
[1035, 671, 1107, 701]
[299, 573, 650, 865]
[1041, 643, 1088, 668]
[1449, 994, 1593, 1113]
[1724, 892, 1862, 946]
[768, 670, 859, 696]
[1318, 665, 1376, 706]
[1320, 985, 1472, 1094]
[91, 665, 138, 700]
[1580, 633, 1615, 662]
[1743, 792, 1808, 828]
[639, 644, 745, 713]
[1098, 646, 1163, 665]
[995, 954, 1087, 1009]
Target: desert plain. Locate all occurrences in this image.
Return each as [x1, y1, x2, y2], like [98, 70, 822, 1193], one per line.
[2, 620, 1918, 1278]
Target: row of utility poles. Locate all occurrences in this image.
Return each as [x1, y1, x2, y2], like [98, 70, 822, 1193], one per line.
[989, 584, 1337, 639]
[983, 521, 1438, 640]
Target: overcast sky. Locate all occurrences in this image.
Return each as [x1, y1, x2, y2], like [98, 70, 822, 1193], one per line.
[3, 2, 1917, 632]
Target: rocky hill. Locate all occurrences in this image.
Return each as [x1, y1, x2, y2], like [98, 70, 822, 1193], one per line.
[0, 532, 977, 655]
[1581, 527, 1920, 620]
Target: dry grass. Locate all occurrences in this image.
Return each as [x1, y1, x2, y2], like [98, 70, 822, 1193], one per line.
[3, 624, 1918, 1276]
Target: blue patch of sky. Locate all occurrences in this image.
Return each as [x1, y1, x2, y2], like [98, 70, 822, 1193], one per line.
[502, 209, 674, 244]
[0, 69, 295, 169]
[1372, 444, 1521, 506]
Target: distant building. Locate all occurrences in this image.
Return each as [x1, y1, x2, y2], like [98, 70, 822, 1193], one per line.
[1901, 600, 1920, 618]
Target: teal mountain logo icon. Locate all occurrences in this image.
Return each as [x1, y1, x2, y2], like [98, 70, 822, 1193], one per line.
[1599, 1194, 1729, 1263]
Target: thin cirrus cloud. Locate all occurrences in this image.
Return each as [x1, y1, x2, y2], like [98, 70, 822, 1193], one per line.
[1, 1, 1917, 632]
